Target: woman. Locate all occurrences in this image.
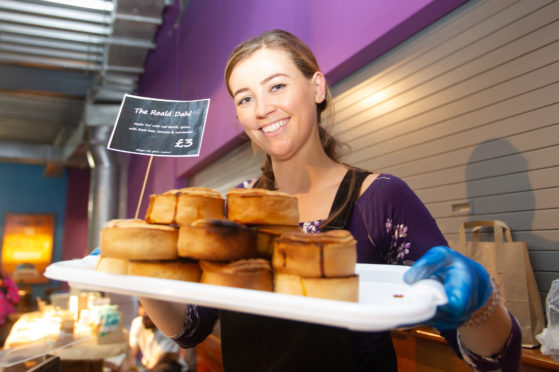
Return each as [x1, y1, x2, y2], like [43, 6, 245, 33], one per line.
[141, 29, 521, 371]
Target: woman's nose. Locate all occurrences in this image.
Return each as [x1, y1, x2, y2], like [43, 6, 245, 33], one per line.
[255, 96, 274, 118]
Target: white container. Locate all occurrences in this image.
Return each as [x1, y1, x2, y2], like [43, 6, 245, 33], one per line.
[45, 256, 447, 332]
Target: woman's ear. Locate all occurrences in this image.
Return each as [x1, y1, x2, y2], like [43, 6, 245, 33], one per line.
[312, 72, 327, 104]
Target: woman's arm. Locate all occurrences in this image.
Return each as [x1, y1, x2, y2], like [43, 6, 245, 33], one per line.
[356, 175, 520, 367]
[405, 246, 522, 370]
[458, 301, 512, 356]
[140, 298, 219, 349]
[138, 298, 188, 337]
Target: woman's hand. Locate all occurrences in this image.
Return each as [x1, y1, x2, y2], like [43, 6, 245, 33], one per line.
[403, 245, 493, 330]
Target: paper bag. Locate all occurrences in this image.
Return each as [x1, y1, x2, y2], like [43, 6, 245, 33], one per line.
[449, 220, 545, 347]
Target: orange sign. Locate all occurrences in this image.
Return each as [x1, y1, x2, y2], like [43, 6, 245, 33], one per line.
[1, 213, 54, 283]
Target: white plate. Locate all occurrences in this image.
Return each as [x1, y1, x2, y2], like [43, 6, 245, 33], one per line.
[45, 256, 446, 331]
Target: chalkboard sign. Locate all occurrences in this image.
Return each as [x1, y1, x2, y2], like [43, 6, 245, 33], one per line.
[108, 94, 210, 157]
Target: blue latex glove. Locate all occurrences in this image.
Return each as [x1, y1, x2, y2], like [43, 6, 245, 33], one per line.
[89, 247, 101, 256]
[403, 246, 493, 330]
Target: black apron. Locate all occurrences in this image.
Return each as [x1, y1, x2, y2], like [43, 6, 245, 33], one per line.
[220, 169, 397, 372]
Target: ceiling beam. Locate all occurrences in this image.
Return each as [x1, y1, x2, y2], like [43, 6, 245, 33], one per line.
[0, 1, 112, 23]
[0, 140, 62, 164]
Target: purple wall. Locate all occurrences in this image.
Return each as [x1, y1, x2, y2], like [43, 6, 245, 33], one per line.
[129, 0, 467, 217]
[62, 168, 90, 261]
[59, 167, 90, 290]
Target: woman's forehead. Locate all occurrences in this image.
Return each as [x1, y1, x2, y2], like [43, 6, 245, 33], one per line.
[229, 48, 300, 88]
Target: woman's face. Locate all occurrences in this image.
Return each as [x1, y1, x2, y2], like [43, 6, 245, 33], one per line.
[228, 48, 325, 161]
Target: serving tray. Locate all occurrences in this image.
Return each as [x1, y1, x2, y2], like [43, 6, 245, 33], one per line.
[45, 256, 446, 331]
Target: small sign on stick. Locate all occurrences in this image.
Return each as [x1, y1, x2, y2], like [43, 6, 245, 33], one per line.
[107, 94, 210, 219]
[108, 94, 210, 157]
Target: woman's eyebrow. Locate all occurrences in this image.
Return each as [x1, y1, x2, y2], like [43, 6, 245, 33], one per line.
[260, 73, 289, 85]
[233, 87, 249, 98]
[233, 73, 290, 98]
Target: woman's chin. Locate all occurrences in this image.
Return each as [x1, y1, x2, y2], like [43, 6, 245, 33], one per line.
[259, 141, 294, 160]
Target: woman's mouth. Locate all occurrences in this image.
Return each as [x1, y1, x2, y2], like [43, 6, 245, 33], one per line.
[261, 119, 288, 133]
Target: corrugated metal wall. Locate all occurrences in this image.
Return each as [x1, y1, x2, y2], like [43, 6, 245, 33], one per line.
[191, 0, 559, 301]
[190, 141, 264, 195]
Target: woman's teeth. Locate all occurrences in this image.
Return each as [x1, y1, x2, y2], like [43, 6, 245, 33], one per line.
[262, 119, 287, 133]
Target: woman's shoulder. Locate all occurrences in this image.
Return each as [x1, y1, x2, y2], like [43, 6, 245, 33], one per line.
[359, 173, 412, 200]
[356, 173, 425, 214]
[357, 173, 434, 223]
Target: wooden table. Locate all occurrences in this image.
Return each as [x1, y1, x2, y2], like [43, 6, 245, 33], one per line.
[392, 327, 559, 371]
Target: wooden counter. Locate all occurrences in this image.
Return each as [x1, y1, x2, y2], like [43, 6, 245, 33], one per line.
[391, 327, 559, 372]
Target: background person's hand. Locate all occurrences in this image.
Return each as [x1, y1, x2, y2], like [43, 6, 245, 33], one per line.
[403, 245, 493, 329]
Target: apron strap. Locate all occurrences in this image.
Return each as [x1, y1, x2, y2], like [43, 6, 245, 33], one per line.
[321, 169, 372, 231]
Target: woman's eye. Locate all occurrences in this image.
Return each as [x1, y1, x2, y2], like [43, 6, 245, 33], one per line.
[237, 96, 252, 105]
[270, 83, 286, 92]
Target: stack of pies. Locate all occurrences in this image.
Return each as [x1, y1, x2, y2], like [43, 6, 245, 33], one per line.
[97, 186, 359, 301]
[272, 230, 359, 302]
[98, 218, 200, 282]
[193, 188, 302, 291]
[145, 187, 225, 225]
[98, 187, 226, 283]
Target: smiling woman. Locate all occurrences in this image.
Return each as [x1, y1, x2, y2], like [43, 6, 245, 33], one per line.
[139, 29, 522, 372]
[227, 48, 325, 166]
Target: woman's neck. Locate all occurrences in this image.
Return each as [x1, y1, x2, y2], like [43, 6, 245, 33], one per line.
[271, 151, 348, 222]
[272, 149, 345, 195]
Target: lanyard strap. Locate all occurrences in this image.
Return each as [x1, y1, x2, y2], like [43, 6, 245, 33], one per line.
[253, 168, 371, 231]
[321, 169, 371, 231]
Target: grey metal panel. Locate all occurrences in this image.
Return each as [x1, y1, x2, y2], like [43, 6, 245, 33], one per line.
[0, 34, 104, 53]
[0, 66, 93, 96]
[0, 140, 62, 164]
[529, 251, 559, 273]
[112, 18, 160, 40]
[0, 0, 112, 23]
[116, 0, 167, 19]
[0, 0, 169, 165]
[84, 104, 121, 126]
[190, 141, 264, 195]
[415, 167, 559, 205]
[406, 144, 559, 193]
[427, 188, 559, 219]
[0, 92, 84, 122]
[344, 37, 559, 161]
[389, 114, 559, 186]
[437, 209, 559, 235]
[107, 44, 150, 68]
[445, 231, 559, 252]
[0, 43, 104, 61]
[513, 232, 559, 250]
[333, 0, 557, 128]
[342, 63, 559, 169]
[0, 11, 111, 35]
[535, 272, 559, 299]
[332, 0, 520, 97]
[0, 23, 108, 43]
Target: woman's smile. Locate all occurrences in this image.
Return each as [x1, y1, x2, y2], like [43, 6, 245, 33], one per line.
[261, 118, 289, 134]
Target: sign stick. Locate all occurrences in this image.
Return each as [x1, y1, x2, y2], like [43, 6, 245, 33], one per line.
[135, 155, 154, 220]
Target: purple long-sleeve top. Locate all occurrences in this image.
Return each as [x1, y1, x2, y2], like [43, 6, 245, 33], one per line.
[173, 174, 521, 371]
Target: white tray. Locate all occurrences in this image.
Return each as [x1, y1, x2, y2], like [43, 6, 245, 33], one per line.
[45, 256, 446, 331]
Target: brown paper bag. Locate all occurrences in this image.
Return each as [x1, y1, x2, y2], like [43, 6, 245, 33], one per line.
[449, 220, 545, 347]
